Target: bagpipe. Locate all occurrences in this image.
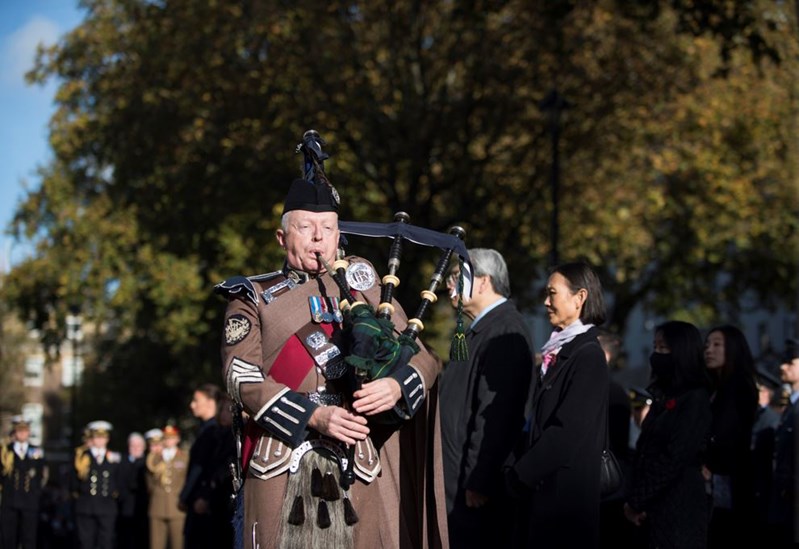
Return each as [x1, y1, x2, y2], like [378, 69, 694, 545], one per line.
[299, 129, 473, 373]
[298, 129, 474, 485]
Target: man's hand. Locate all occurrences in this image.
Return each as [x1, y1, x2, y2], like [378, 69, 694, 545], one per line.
[352, 378, 402, 415]
[309, 406, 370, 445]
[193, 498, 210, 514]
[465, 489, 489, 508]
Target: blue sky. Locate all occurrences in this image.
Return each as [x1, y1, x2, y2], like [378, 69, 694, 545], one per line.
[0, 1, 83, 271]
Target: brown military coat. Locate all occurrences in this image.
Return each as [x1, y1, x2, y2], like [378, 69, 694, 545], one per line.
[218, 257, 448, 549]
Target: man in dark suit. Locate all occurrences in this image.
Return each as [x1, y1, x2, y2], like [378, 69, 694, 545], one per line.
[179, 384, 222, 548]
[0, 416, 47, 549]
[440, 248, 534, 549]
[769, 338, 799, 546]
[118, 431, 149, 549]
[72, 420, 121, 549]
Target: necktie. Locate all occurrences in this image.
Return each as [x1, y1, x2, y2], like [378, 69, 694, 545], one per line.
[14, 444, 26, 459]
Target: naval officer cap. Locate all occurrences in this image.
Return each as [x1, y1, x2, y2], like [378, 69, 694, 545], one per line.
[10, 415, 30, 429]
[87, 420, 113, 437]
[144, 428, 164, 442]
[783, 338, 799, 363]
[755, 366, 782, 390]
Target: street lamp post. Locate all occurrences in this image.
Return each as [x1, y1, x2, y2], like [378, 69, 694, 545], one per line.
[539, 89, 571, 267]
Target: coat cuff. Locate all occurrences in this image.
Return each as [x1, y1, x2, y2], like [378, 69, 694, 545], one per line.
[253, 388, 318, 447]
[388, 364, 426, 420]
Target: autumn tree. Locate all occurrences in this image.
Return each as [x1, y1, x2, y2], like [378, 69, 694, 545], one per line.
[3, 0, 796, 429]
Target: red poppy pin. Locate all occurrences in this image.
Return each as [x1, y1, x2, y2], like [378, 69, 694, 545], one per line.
[665, 398, 677, 410]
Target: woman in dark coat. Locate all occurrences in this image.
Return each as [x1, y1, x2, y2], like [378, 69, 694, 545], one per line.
[702, 325, 758, 548]
[624, 321, 713, 549]
[507, 262, 609, 548]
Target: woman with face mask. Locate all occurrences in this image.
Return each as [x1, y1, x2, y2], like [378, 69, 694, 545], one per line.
[624, 321, 713, 549]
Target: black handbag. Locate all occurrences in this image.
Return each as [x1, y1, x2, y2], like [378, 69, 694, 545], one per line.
[599, 448, 623, 497]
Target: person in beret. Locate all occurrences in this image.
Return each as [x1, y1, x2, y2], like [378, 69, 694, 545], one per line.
[214, 133, 446, 549]
[0, 416, 46, 549]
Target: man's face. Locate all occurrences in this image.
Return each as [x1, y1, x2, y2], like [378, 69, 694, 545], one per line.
[164, 435, 179, 449]
[91, 434, 109, 449]
[190, 391, 217, 420]
[128, 436, 146, 458]
[148, 440, 163, 453]
[780, 357, 799, 389]
[276, 210, 339, 273]
[14, 426, 30, 443]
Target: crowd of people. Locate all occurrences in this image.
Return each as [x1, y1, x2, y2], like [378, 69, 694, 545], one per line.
[1, 384, 235, 549]
[2, 134, 798, 549]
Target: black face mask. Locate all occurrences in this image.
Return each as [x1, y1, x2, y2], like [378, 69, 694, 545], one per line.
[650, 352, 674, 385]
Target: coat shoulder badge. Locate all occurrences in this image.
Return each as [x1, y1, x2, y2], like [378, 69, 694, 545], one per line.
[225, 314, 252, 346]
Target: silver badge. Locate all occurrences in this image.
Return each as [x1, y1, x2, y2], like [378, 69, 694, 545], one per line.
[225, 315, 251, 345]
[315, 346, 341, 367]
[306, 331, 328, 350]
[345, 262, 376, 292]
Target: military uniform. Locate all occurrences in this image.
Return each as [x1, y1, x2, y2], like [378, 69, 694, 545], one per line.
[147, 428, 188, 549]
[0, 418, 46, 549]
[215, 146, 448, 549]
[72, 421, 122, 549]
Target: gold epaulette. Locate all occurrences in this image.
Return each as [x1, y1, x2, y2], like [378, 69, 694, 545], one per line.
[74, 447, 91, 481]
[1, 444, 13, 477]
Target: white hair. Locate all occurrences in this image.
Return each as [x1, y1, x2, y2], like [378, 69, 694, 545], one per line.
[468, 248, 511, 297]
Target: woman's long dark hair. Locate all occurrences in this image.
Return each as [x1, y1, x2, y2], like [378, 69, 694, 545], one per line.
[655, 320, 713, 393]
[706, 325, 757, 387]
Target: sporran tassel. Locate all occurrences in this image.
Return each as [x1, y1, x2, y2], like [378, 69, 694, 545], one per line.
[322, 472, 341, 501]
[317, 500, 332, 529]
[311, 467, 323, 498]
[288, 495, 305, 525]
[343, 496, 359, 525]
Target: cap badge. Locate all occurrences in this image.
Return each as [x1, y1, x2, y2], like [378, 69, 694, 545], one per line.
[345, 262, 376, 292]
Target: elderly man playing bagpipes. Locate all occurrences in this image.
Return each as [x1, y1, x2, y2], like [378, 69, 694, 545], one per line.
[214, 131, 472, 549]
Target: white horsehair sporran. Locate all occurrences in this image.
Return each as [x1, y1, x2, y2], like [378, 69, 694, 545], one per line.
[277, 447, 356, 549]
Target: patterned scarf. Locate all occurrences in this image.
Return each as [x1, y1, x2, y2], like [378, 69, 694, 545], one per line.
[540, 319, 593, 375]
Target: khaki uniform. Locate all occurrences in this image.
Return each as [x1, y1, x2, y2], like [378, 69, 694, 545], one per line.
[217, 257, 448, 549]
[146, 448, 188, 549]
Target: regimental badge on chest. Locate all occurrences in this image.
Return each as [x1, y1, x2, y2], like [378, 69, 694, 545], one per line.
[304, 330, 346, 379]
